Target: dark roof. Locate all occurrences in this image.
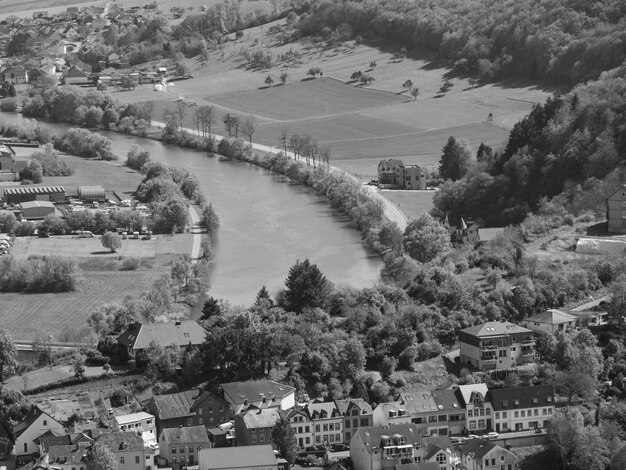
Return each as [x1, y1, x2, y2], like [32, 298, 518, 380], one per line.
[220, 380, 295, 405]
[117, 321, 206, 351]
[13, 407, 58, 439]
[307, 401, 340, 419]
[96, 432, 144, 452]
[457, 438, 496, 459]
[460, 321, 531, 338]
[160, 425, 210, 445]
[38, 433, 91, 452]
[430, 389, 463, 413]
[353, 424, 424, 454]
[151, 390, 197, 421]
[334, 398, 372, 416]
[423, 436, 454, 459]
[48, 444, 89, 465]
[198, 445, 276, 469]
[487, 385, 554, 411]
[4, 186, 64, 196]
[190, 390, 228, 412]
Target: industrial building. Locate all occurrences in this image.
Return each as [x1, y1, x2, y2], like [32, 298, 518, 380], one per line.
[4, 186, 66, 204]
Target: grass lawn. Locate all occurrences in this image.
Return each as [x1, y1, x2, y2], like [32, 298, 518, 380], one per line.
[5, 363, 110, 392]
[380, 190, 435, 221]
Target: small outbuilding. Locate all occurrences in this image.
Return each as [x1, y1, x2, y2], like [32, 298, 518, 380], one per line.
[78, 185, 106, 202]
[21, 200, 55, 219]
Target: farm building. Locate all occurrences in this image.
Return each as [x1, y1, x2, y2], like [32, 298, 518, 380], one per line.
[4, 186, 66, 204]
[78, 185, 106, 201]
[21, 200, 55, 219]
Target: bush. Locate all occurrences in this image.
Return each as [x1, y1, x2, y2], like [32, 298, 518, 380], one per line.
[0, 98, 17, 112]
[121, 257, 141, 271]
[85, 349, 110, 366]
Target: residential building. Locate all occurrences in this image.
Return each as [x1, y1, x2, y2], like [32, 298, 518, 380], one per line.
[233, 408, 280, 447]
[569, 298, 608, 327]
[158, 425, 211, 468]
[285, 407, 313, 450]
[422, 436, 459, 470]
[350, 423, 425, 470]
[190, 390, 235, 428]
[198, 444, 278, 470]
[372, 401, 411, 427]
[377, 158, 402, 184]
[456, 438, 516, 470]
[148, 390, 197, 434]
[63, 65, 91, 85]
[607, 184, 626, 233]
[113, 413, 156, 446]
[488, 385, 554, 433]
[334, 398, 373, 444]
[220, 380, 295, 415]
[0, 65, 29, 84]
[400, 390, 465, 437]
[398, 164, 428, 190]
[38, 433, 92, 455]
[117, 321, 207, 360]
[456, 384, 492, 434]
[13, 406, 64, 456]
[43, 444, 90, 470]
[96, 432, 154, 470]
[307, 401, 342, 445]
[443, 213, 480, 244]
[522, 309, 578, 334]
[458, 321, 535, 370]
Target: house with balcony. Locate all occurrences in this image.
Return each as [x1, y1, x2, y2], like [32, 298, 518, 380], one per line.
[158, 425, 211, 469]
[350, 423, 425, 470]
[285, 406, 313, 450]
[307, 401, 343, 446]
[458, 321, 535, 370]
[233, 408, 281, 447]
[456, 384, 492, 434]
[398, 390, 465, 438]
[488, 385, 554, 433]
[456, 438, 516, 470]
[334, 398, 373, 444]
[220, 380, 295, 415]
[113, 413, 157, 447]
[372, 401, 411, 428]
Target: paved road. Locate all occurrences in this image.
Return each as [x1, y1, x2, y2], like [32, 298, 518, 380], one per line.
[188, 204, 202, 261]
[152, 120, 408, 231]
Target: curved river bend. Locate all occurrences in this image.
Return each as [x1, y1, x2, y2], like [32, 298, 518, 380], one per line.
[1, 113, 385, 305]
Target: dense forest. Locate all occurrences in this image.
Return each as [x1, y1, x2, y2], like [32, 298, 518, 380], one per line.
[294, 0, 626, 85]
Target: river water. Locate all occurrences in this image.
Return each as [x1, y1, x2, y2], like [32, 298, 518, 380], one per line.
[1, 113, 385, 306]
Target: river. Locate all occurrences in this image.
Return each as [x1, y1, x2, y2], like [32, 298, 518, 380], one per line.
[1, 113, 385, 306]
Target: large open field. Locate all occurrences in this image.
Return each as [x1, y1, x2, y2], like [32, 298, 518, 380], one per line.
[129, 21, 551, 219]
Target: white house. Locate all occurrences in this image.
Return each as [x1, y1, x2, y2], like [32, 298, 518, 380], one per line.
[13, 406, 65, 456]
[371, 401, 410, 427]
[114, 412, 157, 446]
[522, 309, 578, 334]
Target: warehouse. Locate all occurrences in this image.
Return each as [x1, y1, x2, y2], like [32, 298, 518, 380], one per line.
[21, 200, 55, 219]
[77, 185, 106, 202]
[4, 186, 66, 204]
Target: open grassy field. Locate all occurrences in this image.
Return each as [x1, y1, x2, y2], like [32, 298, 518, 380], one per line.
[380, 190, 436, 221]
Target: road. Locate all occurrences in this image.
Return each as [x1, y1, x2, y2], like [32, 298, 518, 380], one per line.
[152, 120, 408, 231]
[188, 204, 202, 261]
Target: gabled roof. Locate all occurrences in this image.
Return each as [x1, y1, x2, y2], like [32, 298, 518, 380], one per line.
[38, 433, 91, 452]
[399, 391, 437, 414]
[374, 401, 409, 417]
[525, 309, 577, 325]
[48, 444, 89, 465]
[457, 437, 514, 461]
[460, 321, 531, 338]
[353, 424, 424, 454]
[220, 380, 295, 405]
[334, 398, 372, 416]
[487, 385, 554, 411]
[198, 444, 276, 469]
[151, 390, 197, 421]
[423, 436, 454, 459]
[237, 408, 280, 429]
[14, 406, 60, 439]
[456, 384, 489, 407]
[190, 390, 229, 413]
[285, 406, 310, 421]
[117, 321, 206, 351]
[307, 401, 340, 419]
[160, 425, 209, 445]
[431, 389, 463, 413]
[96, 431, 144, 452]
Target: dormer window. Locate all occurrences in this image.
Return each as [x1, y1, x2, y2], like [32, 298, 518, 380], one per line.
[514, 400, 520, 406]
[502, 401, 508, 408]
[547, 397, 553, 403]
[532, 398, 538, 404]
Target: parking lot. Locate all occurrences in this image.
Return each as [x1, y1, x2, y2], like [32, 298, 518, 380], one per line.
[11, 234, 160, 258]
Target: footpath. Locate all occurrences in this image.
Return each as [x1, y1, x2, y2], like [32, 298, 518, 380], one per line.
[153, 121, 408, 231]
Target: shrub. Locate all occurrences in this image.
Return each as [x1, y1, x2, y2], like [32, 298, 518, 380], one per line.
[121, 257, 141, 271]
[0, 98, 17, 112]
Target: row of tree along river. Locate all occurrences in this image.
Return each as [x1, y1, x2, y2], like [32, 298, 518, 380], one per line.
[0, 112, 384, 305]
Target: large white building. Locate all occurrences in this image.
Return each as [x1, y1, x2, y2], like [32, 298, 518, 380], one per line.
[114, 412, 157, 446]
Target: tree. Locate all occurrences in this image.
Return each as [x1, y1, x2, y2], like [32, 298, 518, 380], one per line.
[360, 74, 374, 85]
[403, 213, 452, 263]
[351, 71, 363, 81]
[242, 117, 257, 147]
[19, 160, 43, 183]
[370, 61, 377, 69]
[282, 259, 331, 313]
[200, 296, 222, 321]
[280, 73, 288, 85]
[101, 232, 122, 253]
[307, 67, 322, 78]
[119, 76, 136, 91]
[0, 330, 17, 387]
[410, 87, 420, 100]
[96, 81, 108, 93]
[438, 136, 472, 181]
[608, 274, 626, 328]
[548, 408, 584, 470]
[279, 128, 289, 155]
[73, 357, 86, 379]
[92, 442, 120, 470]
[402, 79, 413, 91]
[264, 75, 274, 87]
[439, 79, 453, 95]
[194, 105, 216, 137]
[271, 416, 297, 463]
[223, 114, 241, 138]
[570, 425, 609, 470]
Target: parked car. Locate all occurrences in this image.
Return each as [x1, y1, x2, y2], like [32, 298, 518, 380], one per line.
[467, 434, 480, 439]
[486, 432, 499, 439]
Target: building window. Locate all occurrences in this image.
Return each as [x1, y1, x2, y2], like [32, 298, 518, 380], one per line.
[495, 412, 500, 419]
[198, 408, 203, 414]
[438, 415, 446, 422]
[468, 410, 473, 418]
[503, 412, 507, 419]
[543, 409, 547, 415]
[252, 434, 256, 443]
[436, 454, 447, 464]
[429, 416, 437, 422]
[135, 456, 140, 464]
[478, 419, 485, 428]
[360, 418, 368, 427]
[305, 437, 310, 445]
[323, 424, 328, 432]
[43, 420, 48, 426]
[189, 447, 193, 453]
[345, 421, 350, 428]
[305, 426, 310, 432]
[259, 434, 265, 442]
[172, 448, 176, 454]
[316, 436, 320, 444]
[316, 425, 320, 433]
[521, 411, 525, 417]
[534, 409, 539, 416]
[514, 411, 519, 418]
[353, 419, 358, 428]
[120, 457, 124, 464]
[199, 418, 203, 424]
[172, 457, 176, 463]
[469, 421, 476, 430]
